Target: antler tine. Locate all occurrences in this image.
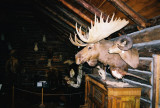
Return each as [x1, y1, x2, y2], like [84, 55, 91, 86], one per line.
[69, 34, 80, 46]
[69, 35, 79, 46]
[75, 23, 88, 43]
[86, 13, 129, 43]
[69, 34, 87, 47]
[110, 13, 115, 23]
[70, 13, 129, 46]
[75, 35, 87, 46]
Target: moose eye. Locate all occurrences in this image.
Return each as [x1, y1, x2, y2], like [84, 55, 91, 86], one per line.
[88, 46, 92, 50]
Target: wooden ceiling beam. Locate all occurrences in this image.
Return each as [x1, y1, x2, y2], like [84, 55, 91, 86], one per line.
[44, 6, 76, 30]
[36, 6, 75, 33]
[45, 20, 72, 43]
[55, 5, 88, 29]
[59, 0, 93, 24]
[50, 24, 71, 36]
[75, 0, 109, 20]
[47, 27, 73, 48]
[108, 0, 147, 28]
[48, 26, 67, 41]
[43, 5, 86, 34]
[46, 20, 73, 36]
[112, 25, 160, 44]
[71, 0, 126, 35]
[148, 15, 160, 27]
[38, 3, 76, 30]
[36, 2, 86, 34]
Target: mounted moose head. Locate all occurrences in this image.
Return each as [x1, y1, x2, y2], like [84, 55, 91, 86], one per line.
[69, 13, 140, 79]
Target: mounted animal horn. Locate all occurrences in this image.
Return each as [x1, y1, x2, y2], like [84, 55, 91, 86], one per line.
[117, 36, 133, 51]
[69, 13, 129, 47]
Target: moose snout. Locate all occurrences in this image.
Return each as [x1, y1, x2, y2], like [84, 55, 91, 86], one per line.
[75, 53, 82, 64]
[75, 53, 86, 64]
[76, 58, 81, 64]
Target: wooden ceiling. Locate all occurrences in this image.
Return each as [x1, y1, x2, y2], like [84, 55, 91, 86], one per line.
[1, 0, 160, 49]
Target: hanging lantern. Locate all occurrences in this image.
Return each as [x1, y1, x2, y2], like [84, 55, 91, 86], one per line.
[47, 59, 52, 67]
[1, 34, 5, 41]
[59, 54, 62, 61]
[42, 35, 46, 43]
[34, 42, 38, 52]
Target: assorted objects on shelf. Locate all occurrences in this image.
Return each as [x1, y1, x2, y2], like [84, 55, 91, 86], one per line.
[64, 59, 83, 88]
[96, 66, 106, 80]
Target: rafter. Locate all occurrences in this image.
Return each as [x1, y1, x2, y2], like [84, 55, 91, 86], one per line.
[75, 0, 109, 20]
[58, 0, 93, 23]
[36, 1, 87, 34]
[36, 5, 75, 33]
[55, 5, 88, 29]
[75, 0, 126, 35]
[108, 0, 148, 28]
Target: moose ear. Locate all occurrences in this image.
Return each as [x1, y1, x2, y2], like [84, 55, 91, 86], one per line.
[120, 48, 139, 68]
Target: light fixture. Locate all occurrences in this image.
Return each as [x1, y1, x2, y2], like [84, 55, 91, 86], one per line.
[47, 59, 52, 67]
[42, 34, 46, 43]
[59, 54, 62, 61]
[34, 42, 38, 52]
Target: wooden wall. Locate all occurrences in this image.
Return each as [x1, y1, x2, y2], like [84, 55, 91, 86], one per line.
[91, 25, 160, 108]
[0, 4, 77, 88]
[121, 25, 160, 108]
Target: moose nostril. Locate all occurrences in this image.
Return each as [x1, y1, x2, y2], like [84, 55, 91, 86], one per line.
[76, 58, 81, 64]
[108, 49, 111, 53]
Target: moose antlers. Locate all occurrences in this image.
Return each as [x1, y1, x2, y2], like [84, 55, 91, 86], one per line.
[70, 13, 129, 46]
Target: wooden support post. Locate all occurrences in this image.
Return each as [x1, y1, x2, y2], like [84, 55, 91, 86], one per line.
[42, 87, 44, 105]
[152, 54, 160, 108]
[59, 0, 93, 23]
[39, 87, 45, 108]
[108, 0, 147, 28]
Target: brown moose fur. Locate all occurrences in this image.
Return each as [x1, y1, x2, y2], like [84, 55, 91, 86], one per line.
[75, 39, 139, 71]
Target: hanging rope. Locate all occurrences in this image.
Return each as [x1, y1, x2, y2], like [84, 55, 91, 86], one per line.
[15, 87, 83, 96]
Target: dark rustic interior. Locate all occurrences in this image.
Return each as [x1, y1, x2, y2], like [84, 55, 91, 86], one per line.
[0, 0, 160, 108]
